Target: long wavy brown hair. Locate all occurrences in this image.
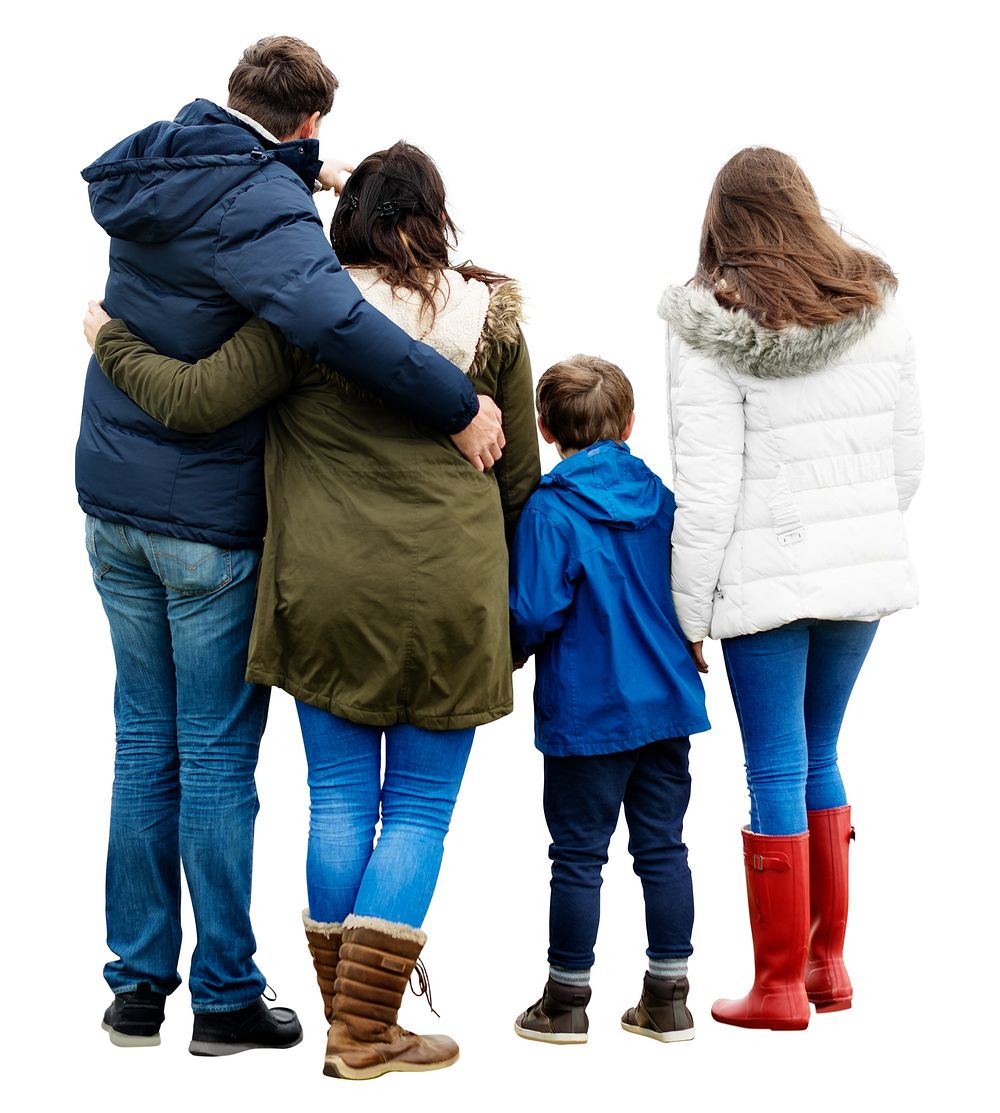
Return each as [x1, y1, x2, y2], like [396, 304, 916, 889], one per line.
[330, 141, 508, 324]
[696, 147, 897, 329]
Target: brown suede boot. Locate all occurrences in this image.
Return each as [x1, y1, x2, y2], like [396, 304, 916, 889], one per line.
[324, 914, 459, 1080]
[805, 806, 854, 1012]
[621, 973, 695, 1043]
[303, 910, 343, 1025]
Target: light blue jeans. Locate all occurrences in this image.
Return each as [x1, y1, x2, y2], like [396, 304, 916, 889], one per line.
[86, 515, 270, 1012]
[722, 618, 879, 836]
[295, 702, 474, 928]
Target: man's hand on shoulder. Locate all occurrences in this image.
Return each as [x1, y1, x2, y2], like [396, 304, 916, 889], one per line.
[451, 395, 505, 472]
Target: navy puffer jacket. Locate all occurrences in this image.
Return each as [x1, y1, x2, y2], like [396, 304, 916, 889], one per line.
[77, 99, 479, 548]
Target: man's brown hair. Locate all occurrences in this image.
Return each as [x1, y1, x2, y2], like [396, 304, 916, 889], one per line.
[227, 36, 338, 139]
[536, 355, 634, 451]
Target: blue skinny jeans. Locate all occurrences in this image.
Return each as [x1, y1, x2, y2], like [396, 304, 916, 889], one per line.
[721, 618, 879, 836]
[295, 702, 474, 928]
[86, 515, 270, 1012]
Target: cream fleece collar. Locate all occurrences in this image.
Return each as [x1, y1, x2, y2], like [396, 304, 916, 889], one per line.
[347, 268, 492, 375]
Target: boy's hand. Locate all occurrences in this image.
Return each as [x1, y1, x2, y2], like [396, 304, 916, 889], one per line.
[512, 659, 527, 671]
[689, 640, 709, 674]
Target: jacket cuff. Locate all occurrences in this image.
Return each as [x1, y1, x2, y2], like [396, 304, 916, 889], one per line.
[447, 392, 481, 434]
[93, 318, 136, 368]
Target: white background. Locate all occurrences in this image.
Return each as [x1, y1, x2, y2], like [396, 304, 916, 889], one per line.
[2, 2, 995, 1110]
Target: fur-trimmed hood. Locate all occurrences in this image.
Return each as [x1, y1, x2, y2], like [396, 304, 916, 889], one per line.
[657, 283, 887, 379]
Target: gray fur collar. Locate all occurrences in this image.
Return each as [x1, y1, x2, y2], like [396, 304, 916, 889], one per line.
[657, 284, 887, 379]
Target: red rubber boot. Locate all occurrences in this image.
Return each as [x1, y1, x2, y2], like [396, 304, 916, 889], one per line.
[805, 806, 854, 1012]
[712, 828, 810, 1031]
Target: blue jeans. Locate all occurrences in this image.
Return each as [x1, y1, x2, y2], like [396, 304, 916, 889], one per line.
[543, 738, 694, 970]
[295, 702, 474, 928]
[722, 619, 879, 836]
[86, 515, 270, 1012]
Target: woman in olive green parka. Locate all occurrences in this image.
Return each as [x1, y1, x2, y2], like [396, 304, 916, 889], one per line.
[86, 141, 540, 1080]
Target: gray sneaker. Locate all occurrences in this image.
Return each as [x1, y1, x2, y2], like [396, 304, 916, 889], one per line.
[515, 979, 590, 1044]
[621, 973, 695, 1042]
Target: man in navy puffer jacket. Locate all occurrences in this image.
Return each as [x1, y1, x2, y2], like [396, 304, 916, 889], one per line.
[80, 36, 503, 1058]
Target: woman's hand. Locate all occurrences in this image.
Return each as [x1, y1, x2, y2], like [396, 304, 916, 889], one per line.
[83, 300, 113, 351]
[689, 640, 709, 674]
[317, 157, 354, 195]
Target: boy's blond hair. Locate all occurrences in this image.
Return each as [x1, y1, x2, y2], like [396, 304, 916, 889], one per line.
[536, 355, 634, 451]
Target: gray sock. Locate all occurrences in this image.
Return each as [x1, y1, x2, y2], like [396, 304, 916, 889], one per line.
[648, 957, 688, 980]
[549, 964, 591, 987]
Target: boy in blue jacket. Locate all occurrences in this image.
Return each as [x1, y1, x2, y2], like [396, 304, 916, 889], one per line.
[510, 355, 710, 1045]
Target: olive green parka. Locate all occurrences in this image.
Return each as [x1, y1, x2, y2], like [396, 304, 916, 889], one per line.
[94, 272, 541, 729]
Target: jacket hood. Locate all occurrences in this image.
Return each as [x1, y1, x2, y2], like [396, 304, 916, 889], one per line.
[81, 99, 321, 243]
[540, 441, 666, 530]
[658, 283, 887, 379]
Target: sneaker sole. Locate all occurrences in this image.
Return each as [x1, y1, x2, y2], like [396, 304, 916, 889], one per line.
[188, 1033, 303, 1057]
[102, 1022, 160, 1048]
[620, 1020, 695, 1043]
[323, 1050, 459, 1080]
[514, 1022, 587, 1045]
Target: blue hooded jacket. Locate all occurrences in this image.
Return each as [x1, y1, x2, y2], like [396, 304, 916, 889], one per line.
[509, 441, 710, 756]
[77, 99, 479, 548]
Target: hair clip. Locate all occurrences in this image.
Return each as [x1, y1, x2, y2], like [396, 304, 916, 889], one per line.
[377, 200, 400, 218]
[347, 194, 359, 211]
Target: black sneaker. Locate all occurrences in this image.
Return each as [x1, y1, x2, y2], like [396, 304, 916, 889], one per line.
[189, 998, 303, 1056]
[514, 978, 590, 1044]
[621, 973, 695, 1043]
[102, 982, 166, 1047]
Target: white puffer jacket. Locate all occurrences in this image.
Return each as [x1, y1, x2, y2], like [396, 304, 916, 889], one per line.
[658, 284, 923, 642]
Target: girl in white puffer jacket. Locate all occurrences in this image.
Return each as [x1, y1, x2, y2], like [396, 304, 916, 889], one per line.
[658, 147, 923, 1033]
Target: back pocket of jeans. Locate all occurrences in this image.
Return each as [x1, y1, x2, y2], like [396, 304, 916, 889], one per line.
[149, 534, 233, 596]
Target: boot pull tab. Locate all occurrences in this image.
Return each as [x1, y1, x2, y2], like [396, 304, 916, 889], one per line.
[849, 826, 856, 843]
[746, 851, 790, 872]
[409, 958, 441, 1018]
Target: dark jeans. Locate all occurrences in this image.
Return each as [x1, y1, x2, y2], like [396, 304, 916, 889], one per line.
[722, 618, 879, 836]
[543, 738, 694, 969]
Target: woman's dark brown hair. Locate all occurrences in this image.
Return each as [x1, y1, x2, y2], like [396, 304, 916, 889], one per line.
[696, 147, 897, 329]
[330, 141, 507, 323]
